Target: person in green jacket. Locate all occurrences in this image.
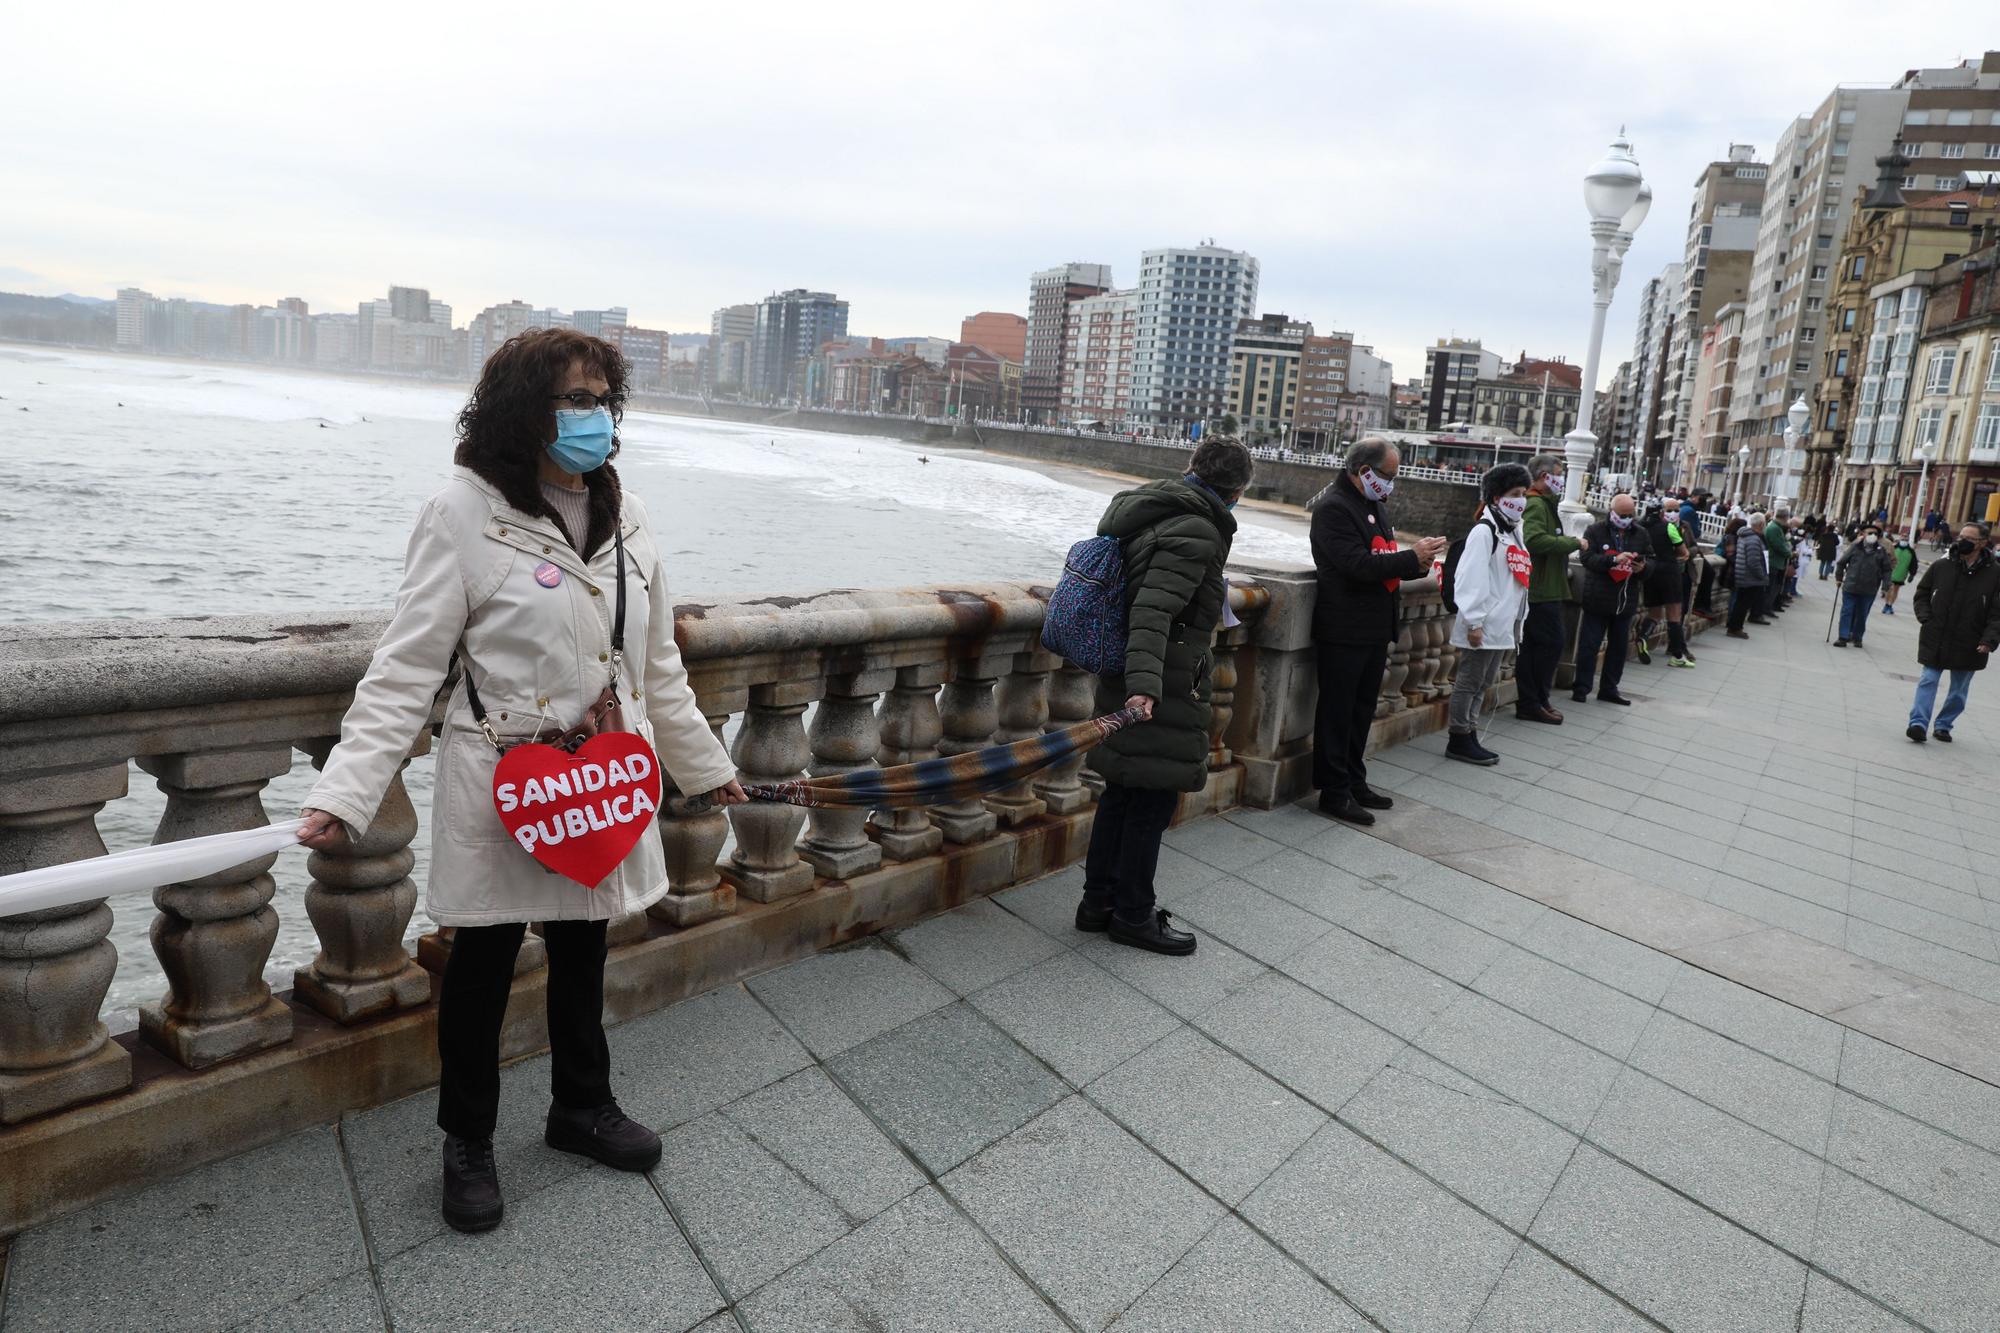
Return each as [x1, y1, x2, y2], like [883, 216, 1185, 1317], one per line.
[1514, 452, 1589, 725]
[1762, 510, 1793, 616]
[1884, 535, 1921, 614]
[1078, 436, 1251, 956]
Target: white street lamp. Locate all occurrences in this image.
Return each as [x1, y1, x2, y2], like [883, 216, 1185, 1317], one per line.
[1774, 395, 1809, 515]
[1735, 442, 1751, 507]
[1561, 132, 1647, 534]
[1905, 439, 1938, 545]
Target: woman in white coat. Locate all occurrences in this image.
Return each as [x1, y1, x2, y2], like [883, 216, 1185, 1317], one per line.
[1446, 463, 1534, 766]
[297, 328, 746, 1234]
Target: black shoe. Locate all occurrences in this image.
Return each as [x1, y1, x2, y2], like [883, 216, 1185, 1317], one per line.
[1317, 792, 1375, 826]
[1834, 639, 1849, 647]
[545, 1100, 662, 1172]
[442, 1134, 503, 1233]
[1598, 692, 1633, 706]
[1075, 901, 1113, 932]
[1634, 640, 1652, 665]
[1351, 785, 1393, 810]
[1934, 730, 1953, 743]
[1749, 616, 1772, 625]
[1571, 690, 1590, 703]
[1515, 704, 1564, 724]
[1109, 908, 1197, 956]
[1726, 628, 1750, 639]
[1446, 732, 1499, 766]
[1907, 724, 1928, 743]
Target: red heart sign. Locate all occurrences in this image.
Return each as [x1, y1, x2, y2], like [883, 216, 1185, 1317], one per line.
[493, 732, 663, 888]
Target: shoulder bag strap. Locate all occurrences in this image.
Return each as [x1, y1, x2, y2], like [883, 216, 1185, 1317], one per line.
[464, 525, 625, 749]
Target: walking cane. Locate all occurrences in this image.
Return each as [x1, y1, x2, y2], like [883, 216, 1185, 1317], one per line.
[1825, 581, 1840, 643]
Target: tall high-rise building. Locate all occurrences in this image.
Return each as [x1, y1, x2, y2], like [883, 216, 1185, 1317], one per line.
[1629, 263, 1683, 480]
[1226, 314, 1311, 442]
[1059, 289, 1138, 426]
[311, 312, 358, 366]
[1296, 332, 1353, 448]
[750, 290, 848, 401]
[387, 286, 432, 324]
[1026, 263, 1113, 424]
[1660, 146, 1768, 468]
[705, 303, 757, 394]
[1422, 338, 1502, 429]
[466, 300, 544, 370]
[428, 299, 453, 330]
[959, 311, 1027, 364]
[1129, 244, 1259, 432]
[115, 288, 154, 349]
[572, 307, 629, 337]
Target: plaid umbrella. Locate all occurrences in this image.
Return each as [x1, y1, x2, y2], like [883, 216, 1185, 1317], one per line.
[738, 706, 1146, 809]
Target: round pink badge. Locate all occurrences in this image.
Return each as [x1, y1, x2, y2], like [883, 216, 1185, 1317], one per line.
[534, 561, 562, 588]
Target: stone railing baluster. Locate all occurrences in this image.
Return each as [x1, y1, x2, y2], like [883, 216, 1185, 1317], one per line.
[984, 650, 1053, 826]
[135, 747, 295, 1069]
[933, 655, 1004, 844]
[724, 682, 818, 902]
[0, 765, 133, 1124]
[1033, 664, 1096, 814]
[292, 737, 430, 1023]
[653, 698, 740, 928]
[872, 665, 944, 861]
[801, 670, 892, 879]
[1380, 612, 1414, 716]
[1208, 631, 1242, 771]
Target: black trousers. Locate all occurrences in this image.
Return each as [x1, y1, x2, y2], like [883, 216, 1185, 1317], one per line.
[1515, 602, 1567, 712]
[1313, 642, 1389, 797]
[436, 918, 613, 1140]
[1571, 610, 1634, 699]
[1081, 783, 1181, 925]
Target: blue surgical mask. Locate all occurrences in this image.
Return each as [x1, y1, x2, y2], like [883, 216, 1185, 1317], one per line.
[547, 407, 615, 473]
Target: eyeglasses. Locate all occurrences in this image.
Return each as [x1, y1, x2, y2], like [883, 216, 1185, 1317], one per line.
[549, 392, 617, 411]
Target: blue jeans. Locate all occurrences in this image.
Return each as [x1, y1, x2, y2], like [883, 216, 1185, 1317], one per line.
[1839, 593, 1873, 643]
[1819, 559, 1835, 579]
[1908, 667, 1974, 734]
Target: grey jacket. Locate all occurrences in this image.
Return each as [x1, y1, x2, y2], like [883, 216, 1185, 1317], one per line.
[1835, 541, 1894, 600]
[1733, 531, 1770, 589]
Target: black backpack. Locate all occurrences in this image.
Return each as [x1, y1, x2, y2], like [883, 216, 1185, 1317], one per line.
[1440, 518, 1496, 615]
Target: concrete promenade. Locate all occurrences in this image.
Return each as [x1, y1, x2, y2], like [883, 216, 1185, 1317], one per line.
[4, 582, 1998, 1331]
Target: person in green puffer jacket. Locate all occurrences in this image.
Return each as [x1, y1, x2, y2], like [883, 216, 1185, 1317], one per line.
[1514, 453, 1588, 725]
[1079, 436, 1251, 957]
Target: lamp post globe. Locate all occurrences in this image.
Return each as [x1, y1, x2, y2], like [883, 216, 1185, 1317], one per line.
[1584, 135, 1645, 224]
[1787, 396, 1810, 437]
[1562, 131, 1646, 534]
[1737, 442, 1752, 507]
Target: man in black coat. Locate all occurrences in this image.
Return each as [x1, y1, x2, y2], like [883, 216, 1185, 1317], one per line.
[1308, 438, 1447, 825]
[1571, 492, 1655, 706]
[1906, 522, 2000, 743]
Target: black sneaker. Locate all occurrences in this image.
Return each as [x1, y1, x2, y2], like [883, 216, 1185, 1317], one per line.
[1446, 732, 1498, 766]
[1598, 693, 1633, 706]
[1108, 908, 1197, 956]
[1316, 792, 1375, 826]
[1907, 724, 1928, 743]
[442, 1134, 503, 1233]
[1934, 730, 1953, 743]
[1834, 639, 1849, 647]
[1634, 639, 1652, 665]
[1075, 901, 1113, 932]
[1351, 785, 1394, 810]
[545, 1100, 662, 1172]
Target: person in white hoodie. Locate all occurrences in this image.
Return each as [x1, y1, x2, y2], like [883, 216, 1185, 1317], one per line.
[1446, 463, 1534, 765]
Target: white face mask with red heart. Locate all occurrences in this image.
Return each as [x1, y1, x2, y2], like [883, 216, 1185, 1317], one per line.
[1359, 468, 1395, 501]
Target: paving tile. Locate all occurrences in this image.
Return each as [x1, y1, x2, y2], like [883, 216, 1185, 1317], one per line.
[379, 1168, 722, 1332]
[1278, 924, 1467, 1039]
[1236, 847, 1381, 920]
[1469, 1243, 1653, 1332]
[1367, 859, 1550, 942]
[1528, 1145, 1807, 1333]
[1412, 990, 1623, 1133]
[1673, 927, 1925, 1016]
[1223, 800, 1342, 848]
[1243, 1119, 1518, 1333]
[1110, 1216, 1369, 1332]
[828, 1001, 1065, 1175]
[1825, 1090, 2000, 1245]
[1162, 814, 1287, 871]
[887, 897, 1063, 995]
[1073, 924, 1267, 1020]
[1798, 1271, 1924, 1331]
[1167, 875, 1336, 964]
[224, 1271, 384, 1333]
[1311, 883, 1511, 984]
[1470, 946, 1655, 1058]
[744, 938, 955, 1058]
[1341, 1050, 1578, 1232]
[991, 863, 1093, 937]
[1837, 1030, 2000, 1153]
[1842, 920, 2000, 1002]
[1811, 1167, 2000, 1333]
[1830, 982, 2000, 1089]
[1849, 886, 1996, 954]
[610, 983, 814, 1136]
[1517, 910, 1685, 1002]
[1704, 875, 1852, 947]
[1087, 1026, 1326, 1205]
[1628, 1010, 1838, 1155]
[735, 1187, 1071, 1333]
[1587, 1067, 1825, 1254]
[720, 1065, 923, 1224]
[2, 1128, 367, 1333]
[968, 949, 1180, 1085]
[1435, 840, 1604, 907]
[655, 1113, 852, 1299]
[1196, 970, 1406, 1111]
[944, 1096, 1222, 1332]
[1298, 820, 1439, 880]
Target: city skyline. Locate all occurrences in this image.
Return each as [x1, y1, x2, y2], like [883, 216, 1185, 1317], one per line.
[6, 2, 1997, 390]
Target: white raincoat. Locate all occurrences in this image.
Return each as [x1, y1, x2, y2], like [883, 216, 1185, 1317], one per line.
[1449, 515, 1532, 651]
[306, 467, 736, 925]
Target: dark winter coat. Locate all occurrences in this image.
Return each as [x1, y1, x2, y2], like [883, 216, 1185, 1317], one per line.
[1639, 513, 1688, 605]
[1307, 474, 1427, 645]
[1913, 550, 2000, 672]
[1088, 477, 1236, 792]
[1835, 541, 1894, 601]
[1577, 517, 1656, 617]
[1734, 531, 1770, 589]
[1815, 530, 1839, 560]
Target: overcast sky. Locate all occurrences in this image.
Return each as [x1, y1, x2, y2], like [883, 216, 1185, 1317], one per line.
[3, 1, 1993, 388]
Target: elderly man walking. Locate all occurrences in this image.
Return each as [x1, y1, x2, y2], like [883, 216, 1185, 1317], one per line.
[1513, 453, 1585, 725]
[1571, 493, 1652, 706]
[1906, 523, 2000, 743]
[1834, 524, 1892, 648]
[1309, 437, 1446, 824]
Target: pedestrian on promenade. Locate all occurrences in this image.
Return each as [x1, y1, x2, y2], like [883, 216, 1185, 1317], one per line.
[1635, 498, 1695, 668]
[1884, 536, 1920, 614]
[1906, 522, 2000, 743]
[1514, 452, 1584, 725]
[296, 329, 747, 1234]
[1834, 525, 1892, 647]
[1763, 510, 1794, 615]
[1726, 513, 1771, 638]
[1816, 525, 1840, 580]
[1446, 463, 1533, 765]
[1571, 493, 1653, 705]
[1309, 437, 1446, 824]
[1078, 437, 1251, 955]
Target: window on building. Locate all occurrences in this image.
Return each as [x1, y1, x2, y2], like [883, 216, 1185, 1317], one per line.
[1806, 296, 1823, 312]
[1976, 405, 2000, 455]
[1940, 143, 1967, 159]
[1824, 403, 1840, 429]
[1924, 348, 1958, 395]
[1936, 177, 1962, 191]
[1834, 349, 1850, 376]
[1849, 256, 1867, 280]
[1812, 265, 1828, 281]
[1904, 175, 1922, 189]
[1989, 345, 2000, 392]
[1842, 308, 1857, 331]
[1905, 110, 1931, 126]
[1915, 406, 1944, 448]
[1816, 234, 1833, 249]
[1946, 109, 1973, 126]
[1987, 144, 2000, 159]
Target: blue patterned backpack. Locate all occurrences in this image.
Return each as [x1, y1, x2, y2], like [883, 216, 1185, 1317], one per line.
[1041, 536, 1128, 674]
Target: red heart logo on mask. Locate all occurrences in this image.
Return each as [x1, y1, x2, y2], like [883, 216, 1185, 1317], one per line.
[493, 732, 663, 888]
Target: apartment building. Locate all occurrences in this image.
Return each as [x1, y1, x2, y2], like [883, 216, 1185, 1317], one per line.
[1025, 263, 1113, 424]
[1061, 288, 1138, 426]
[1225, 314, 1311, 442]
[1128, 244, 1260, 432]
[1661, 147, 1767, 468]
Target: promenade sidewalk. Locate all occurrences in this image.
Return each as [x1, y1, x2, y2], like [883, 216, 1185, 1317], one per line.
[4, 580, 1998, 1331]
